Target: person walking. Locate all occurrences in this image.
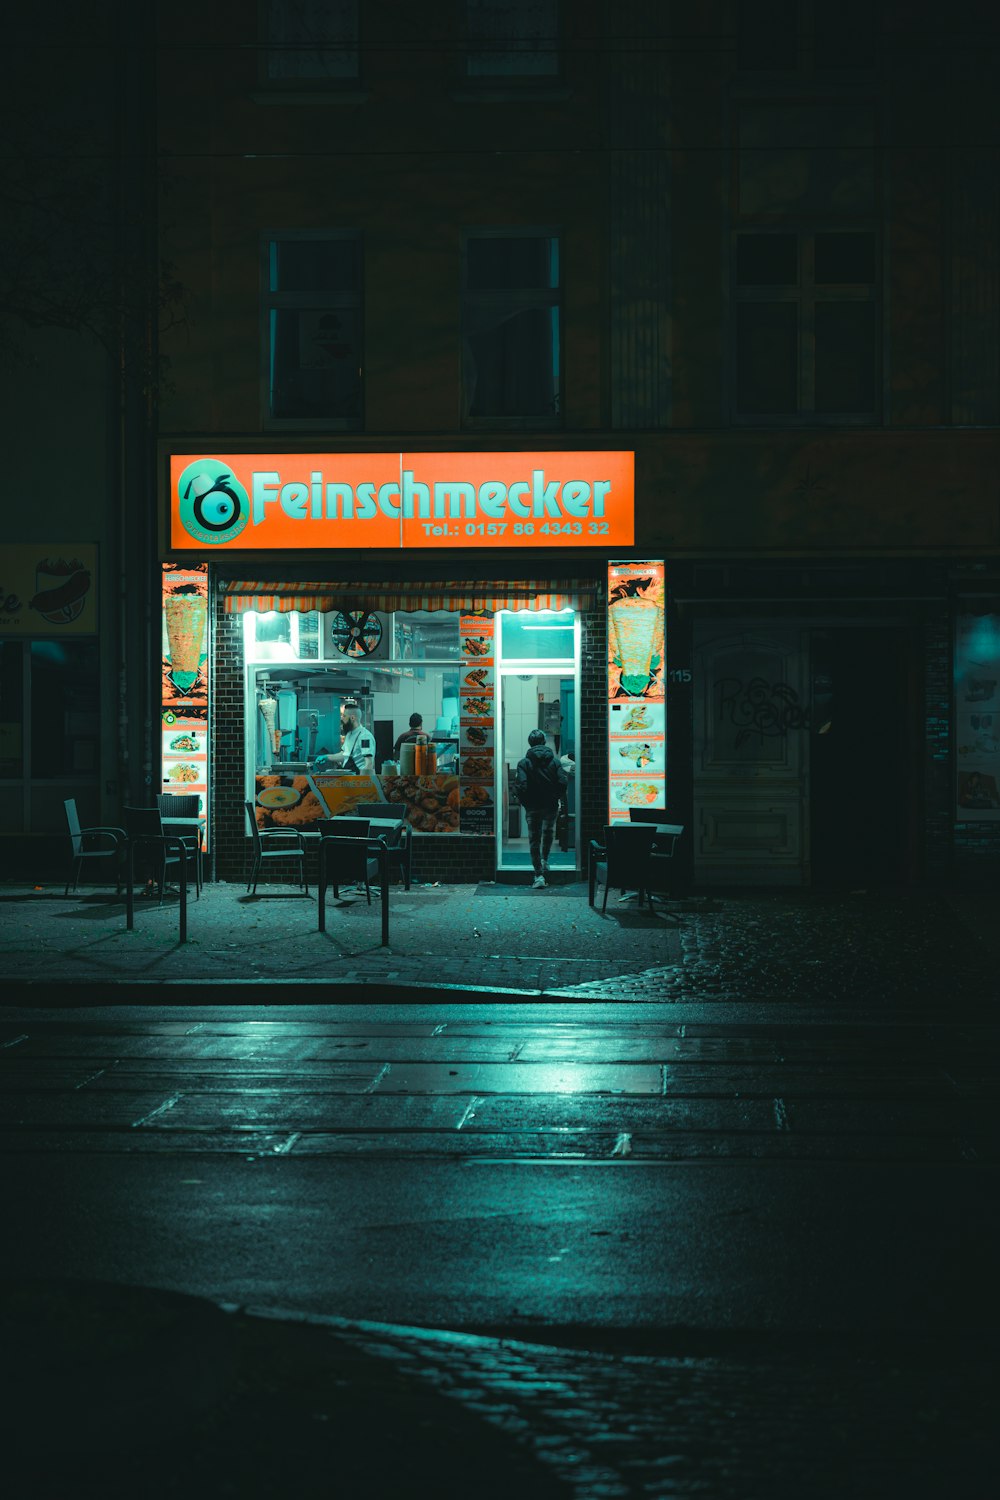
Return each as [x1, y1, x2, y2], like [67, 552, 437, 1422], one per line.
[514, 730, 568, 888]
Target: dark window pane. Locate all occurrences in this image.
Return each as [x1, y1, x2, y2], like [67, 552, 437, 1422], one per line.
[467, 236, 559, 291]
[814, 0, 876, 68]
[815, 232, 875, 284]
[269, 239, 360, 293]
[30, 641, 99, 778]
[737, 234, 797, 286]
[737, 0, 798, 70]
[464, 305, 560, 418]
[466, 0, 559, 77]
[737, 302, 798, 413]
[815, 301, 875, 412]
[270, 307, 362, 419]
[266, 0, 358, 81]
[0, 642, 24, 776]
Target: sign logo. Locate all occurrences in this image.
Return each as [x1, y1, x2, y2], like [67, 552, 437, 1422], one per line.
[176, 459, 249, 546]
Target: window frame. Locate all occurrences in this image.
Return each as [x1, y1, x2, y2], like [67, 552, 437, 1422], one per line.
[732, 227, 881, 425]
[460, 227, 563, 431]
[258, 0, 362, 92]
[460, 0, 563, 90]
[260, 229, 364, 431]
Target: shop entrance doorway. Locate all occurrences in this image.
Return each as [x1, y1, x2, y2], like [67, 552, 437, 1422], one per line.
[497, 670, 577, 873]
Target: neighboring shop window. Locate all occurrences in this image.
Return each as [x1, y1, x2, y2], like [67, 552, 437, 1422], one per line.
[464, 0, 559, 80]
[30, 642, 100, 777]
[955, 607, 1000, 819]
[0, 639, 99, 833]
[0, 640, 99, 778]
[0, 641, 24, 778]
[264, 233, 363, 426]
[262, 0, 359, 85]
[461, 231, 561, 426]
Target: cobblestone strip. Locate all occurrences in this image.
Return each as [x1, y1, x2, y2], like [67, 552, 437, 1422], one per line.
[242, 1310, 996, 1499]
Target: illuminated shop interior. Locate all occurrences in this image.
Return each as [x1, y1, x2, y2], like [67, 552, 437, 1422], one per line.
[242, 605, 579, 869]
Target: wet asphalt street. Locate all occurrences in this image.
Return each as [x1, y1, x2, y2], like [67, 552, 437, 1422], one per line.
[1, 884, 998, 1495]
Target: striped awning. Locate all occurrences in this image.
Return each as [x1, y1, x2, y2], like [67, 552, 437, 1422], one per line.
[222, 579, 595, 613]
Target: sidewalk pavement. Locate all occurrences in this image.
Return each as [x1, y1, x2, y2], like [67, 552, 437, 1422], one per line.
[0, 876, 996, 1007]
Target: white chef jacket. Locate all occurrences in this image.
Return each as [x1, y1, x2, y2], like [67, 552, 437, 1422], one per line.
[335, 724, 375, 771]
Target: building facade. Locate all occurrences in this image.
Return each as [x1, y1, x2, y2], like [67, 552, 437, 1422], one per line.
[5, 1, 998, 887]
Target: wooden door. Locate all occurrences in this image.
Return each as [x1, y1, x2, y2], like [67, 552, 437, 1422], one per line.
[693, 624, 810, 886]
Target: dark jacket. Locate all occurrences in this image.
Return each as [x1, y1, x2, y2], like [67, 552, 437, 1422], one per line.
[514, 745, 568, 812]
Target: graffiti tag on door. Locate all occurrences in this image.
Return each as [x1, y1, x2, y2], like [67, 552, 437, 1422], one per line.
[715, 677, 810, 748]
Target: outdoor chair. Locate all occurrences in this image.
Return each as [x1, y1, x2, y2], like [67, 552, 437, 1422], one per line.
[588, 824, 657, 914]
[317, 832, 391, 945]
[245, 800, 309, 895]
[124, 805, 201, 906]
[316, 826, 381, 904]
[63, 798, 126, 896]
[629, 810, 685, 904]
[157, 792, 204, 894]
[350, 804, 412, 889]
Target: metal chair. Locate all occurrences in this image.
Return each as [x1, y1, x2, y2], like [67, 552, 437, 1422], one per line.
[315, 824, 379, 903]
[317, 833, 391, 945]
[629, 810, 685, 903]
[349, 804, 412, 889]
[157, 792, 204, 893]
[63, 798, 126, 896]
[245, 800, 309, 895]
[588, 824, 657, 914]
[124, 806, 201, 905]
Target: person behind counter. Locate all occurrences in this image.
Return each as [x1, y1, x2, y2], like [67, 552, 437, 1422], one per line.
[393, 712, 424, 756]
[329, 704, 375, 774]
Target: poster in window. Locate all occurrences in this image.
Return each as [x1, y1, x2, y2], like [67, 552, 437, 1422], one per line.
[955, 608, 1000, 821]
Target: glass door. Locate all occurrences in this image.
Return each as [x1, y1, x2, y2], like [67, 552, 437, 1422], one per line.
[497, 668, 577, 872]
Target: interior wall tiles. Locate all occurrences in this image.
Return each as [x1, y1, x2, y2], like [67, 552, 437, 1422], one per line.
[607, 0, 671, 430]
[950, 147, 1000, 426]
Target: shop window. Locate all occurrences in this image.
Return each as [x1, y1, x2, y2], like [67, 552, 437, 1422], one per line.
[262, 0, 359, 85]
[30, 641, 100, 777]
[263, 232, 362, 426]
[0, 641, 24, 777]
[498, 609, 574, 661]
[461, 231, 561, 426]
[0, 639, 100, 834]
[464, 0, 559, 81]
[734, 229, 878, 420]
[394, 611, 461, 661]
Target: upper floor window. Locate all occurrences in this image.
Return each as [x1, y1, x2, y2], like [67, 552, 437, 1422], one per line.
[461, 231, 561, 428]
[464, 0, 559, 81]
[735, 229, 879, 420]
[263, 234, 362, 427]
[737, 0, 878, 74]
[262, 0, 359, 86]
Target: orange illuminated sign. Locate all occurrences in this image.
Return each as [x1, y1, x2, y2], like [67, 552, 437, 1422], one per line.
[169, 451, 634, 551]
